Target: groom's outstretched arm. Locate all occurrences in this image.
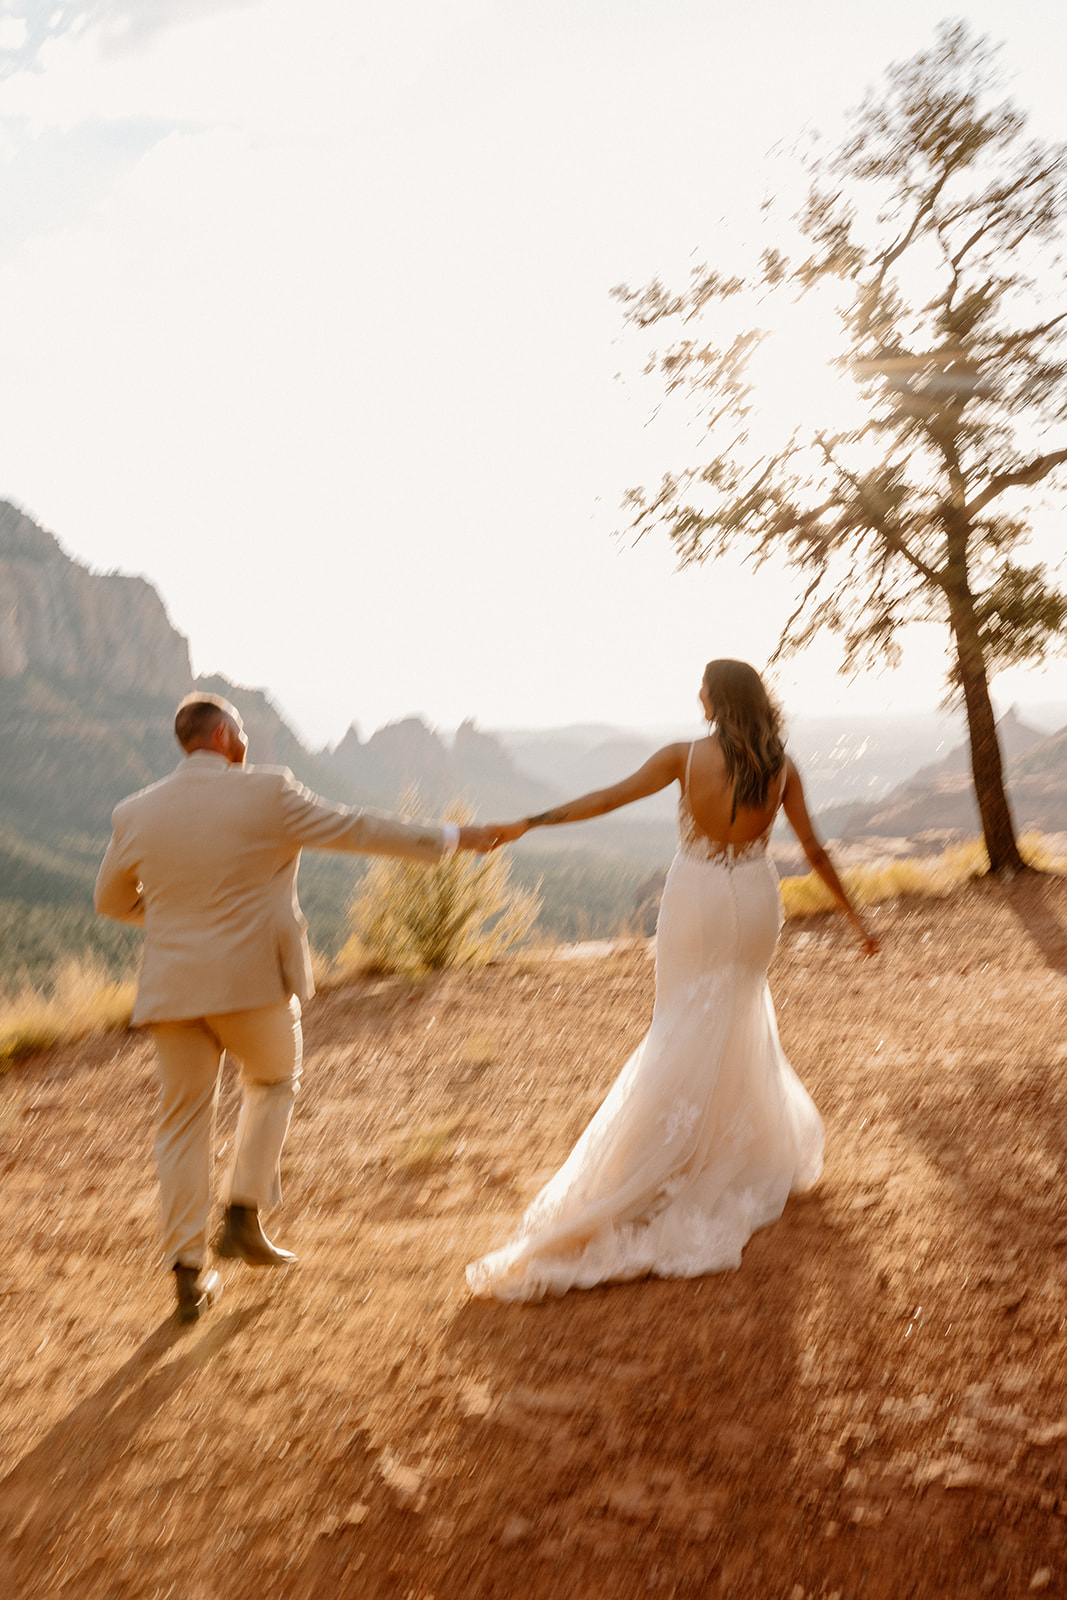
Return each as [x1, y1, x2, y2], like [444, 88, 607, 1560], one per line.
[274, 770, 498, 859]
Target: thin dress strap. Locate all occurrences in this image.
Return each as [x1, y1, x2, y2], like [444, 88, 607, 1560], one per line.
[683, 740, 696, 795]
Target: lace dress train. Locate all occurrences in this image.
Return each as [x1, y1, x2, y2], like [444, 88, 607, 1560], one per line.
[465, 789, 823, 1303]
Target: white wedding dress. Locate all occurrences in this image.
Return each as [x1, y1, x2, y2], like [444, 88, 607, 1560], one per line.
[466, 747, 824, 1302]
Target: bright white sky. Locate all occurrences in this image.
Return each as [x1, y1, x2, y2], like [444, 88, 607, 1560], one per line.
[0, 0, 1064, 748]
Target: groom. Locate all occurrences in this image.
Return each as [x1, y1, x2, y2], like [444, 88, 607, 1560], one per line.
[95, 691, 498, 1322]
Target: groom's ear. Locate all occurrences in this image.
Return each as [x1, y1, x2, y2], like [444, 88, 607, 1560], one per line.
[209, 715, 248, 764]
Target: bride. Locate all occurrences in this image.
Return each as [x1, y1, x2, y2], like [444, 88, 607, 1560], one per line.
[467, 659, 878, 1302]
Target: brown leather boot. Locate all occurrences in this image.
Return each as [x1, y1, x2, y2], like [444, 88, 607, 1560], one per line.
[173, 1264, 222, 1322]
[214, 1204, 297, 1266]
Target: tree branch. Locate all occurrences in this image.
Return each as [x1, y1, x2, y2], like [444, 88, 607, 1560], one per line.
[812, 434, 943, 586]
[988, 312, 1067, 352]
[768, 567, 830, 662]
[968, 447, 1067, 516]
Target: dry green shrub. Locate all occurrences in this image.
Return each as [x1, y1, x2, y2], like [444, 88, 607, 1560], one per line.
[781, 832, 1064, 921]
[0, 957, 135, 1068]
[391, 1120, 460, 1177]
[344, 796, 541, 976]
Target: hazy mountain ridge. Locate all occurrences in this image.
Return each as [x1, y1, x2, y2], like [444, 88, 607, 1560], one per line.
[1, 497, 1065, 982]
[8, 495, 1061, 847]
[0, 503, 653, 973]
[497, 713, 979, 817]
[838, 708, 1067, 843]
[326, 715, 559, 815]
[499, 704, 1067, 849]
[0, 502, 560, 838]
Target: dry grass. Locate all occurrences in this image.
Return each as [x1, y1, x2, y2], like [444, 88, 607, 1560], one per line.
[780, 831, 1066, 920]
[0, 956, 134, 1068]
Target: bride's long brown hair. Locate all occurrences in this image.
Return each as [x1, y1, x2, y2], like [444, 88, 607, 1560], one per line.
[703, 660, 785, 818]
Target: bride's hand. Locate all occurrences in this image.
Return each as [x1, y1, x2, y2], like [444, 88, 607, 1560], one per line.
[481, 819, 529, 850]
[845, 907, 879, 957]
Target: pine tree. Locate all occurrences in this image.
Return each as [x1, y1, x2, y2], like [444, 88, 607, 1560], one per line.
[617, 22, 1067, 873]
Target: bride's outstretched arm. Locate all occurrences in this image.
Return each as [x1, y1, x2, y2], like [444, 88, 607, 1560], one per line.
[782, 758, 879, 957]
[487, 744, 688, 844]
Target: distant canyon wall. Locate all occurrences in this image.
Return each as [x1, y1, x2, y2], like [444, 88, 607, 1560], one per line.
[0, 501, 192, 700]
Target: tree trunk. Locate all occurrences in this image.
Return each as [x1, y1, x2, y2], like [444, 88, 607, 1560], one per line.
[948, 590, 1025, 875]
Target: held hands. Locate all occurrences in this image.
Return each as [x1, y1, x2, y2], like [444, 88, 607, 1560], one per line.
[487, 819, 529, 847]
[457, 820, 529, 854]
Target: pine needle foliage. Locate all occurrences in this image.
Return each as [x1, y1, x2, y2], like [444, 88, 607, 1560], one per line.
[345, 794, 541, 976]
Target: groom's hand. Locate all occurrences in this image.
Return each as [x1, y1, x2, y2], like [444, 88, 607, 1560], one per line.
[457, 821, 527, 853]
[457, 824, 503, 854]
[483, 820, 529, 850]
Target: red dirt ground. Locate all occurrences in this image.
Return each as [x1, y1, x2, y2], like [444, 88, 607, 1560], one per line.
[1, 873, 1066, 1599]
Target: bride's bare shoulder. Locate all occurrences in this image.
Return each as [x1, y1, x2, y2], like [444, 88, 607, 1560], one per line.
[647, 740, 691, 766]
[639, 742, 688, 785]
[688, 734, 729, 775]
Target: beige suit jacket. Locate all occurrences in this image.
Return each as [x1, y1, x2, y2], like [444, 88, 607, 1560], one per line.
[94, 752, 451, 1026]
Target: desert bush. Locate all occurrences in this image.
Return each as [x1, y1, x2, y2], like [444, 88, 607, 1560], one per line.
[342, 796, 541, 976]
[780, 833, 1064, 920]
[0, 956, 135, 1068]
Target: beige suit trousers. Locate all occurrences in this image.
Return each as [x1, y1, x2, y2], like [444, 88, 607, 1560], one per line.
[150, 998, 303, 1269]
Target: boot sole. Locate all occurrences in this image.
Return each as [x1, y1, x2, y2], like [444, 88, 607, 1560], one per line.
[214, 1238, 296, 1266]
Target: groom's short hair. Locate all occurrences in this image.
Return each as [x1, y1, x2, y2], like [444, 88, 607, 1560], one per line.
[175, 692, 242, 751]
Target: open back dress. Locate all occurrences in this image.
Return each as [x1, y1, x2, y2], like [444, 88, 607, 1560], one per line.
[465, 744, 824, 1301]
